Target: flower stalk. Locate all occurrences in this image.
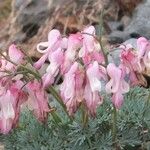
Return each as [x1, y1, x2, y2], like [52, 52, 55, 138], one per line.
[112, 105, 118, 149]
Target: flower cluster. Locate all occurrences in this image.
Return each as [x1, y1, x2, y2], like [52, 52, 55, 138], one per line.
[34, 26, 106, 117]
[0, 25, 150, 134]
[0, 45, 50, 134]
[34, 26, 150, 115]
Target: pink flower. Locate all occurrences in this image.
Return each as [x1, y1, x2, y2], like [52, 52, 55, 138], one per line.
[79, 26, 95, 62]
[42, 48, 64, 88]
[61, 33, 82, 73]
[120, 44, 145, 86]
[34, 29, 62, 69]
[8, 44, 24, 64]
[82, 26, 96, 53]
[0, 90, 15, 134]
[60, 62, 84, 115]
[37, 29, 61, 54]
[137, 37, 150, 69]
[9, 81, 28, 126]
[0, 44, 24, 73]
[0, 80, 27, 134]
[79, 26, 104, 65]
[105, 63, 129, 109]
[26, 80, 50, 122]
[84, 61, 105, 116]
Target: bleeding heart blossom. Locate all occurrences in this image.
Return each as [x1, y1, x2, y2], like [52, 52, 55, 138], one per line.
[106, 63, 129, 109]
[84, 61, 105, 117]
[82, 26, 96, 52]
[79, 26, 104, 65]
[0, 44, 24, 73]
[42, 48, 64, 88]
[0, 80, 27, 134]
[60, 62, 84, 116]
[137, 37, 150, 70]
[0, 90, 15, 134]
[26, 80, 50, 122]
[34, 29, 62, 69]
[120, 44, 147, 86]
[61, 33, 82, 73]
[8, 44, 24, 64]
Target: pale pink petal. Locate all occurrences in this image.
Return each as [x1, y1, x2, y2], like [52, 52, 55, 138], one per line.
[137, 37, 149, 59]
[48, 29, 61, 46]
[26, 80, 50, 122]
[84, 81, 103, 117]
[61, 37, 68, 49]
[37, 29, 61, 54]
[42, 73, 54, 88]
[106, 63, 121, 93]
[0, 90, 15, 134]
[61, 34, 82, 73]
[66, 33, 82, 60]
[8, 44, 24, 64]
[112, 93, 124, 109]
[82, 26, 95, 52]
[37, 42, 49, 53]
[42, 48, 64, 88]
[86, 61, 101, 92]
[60, 62, 84, 115]
[33, 53, 49, 69]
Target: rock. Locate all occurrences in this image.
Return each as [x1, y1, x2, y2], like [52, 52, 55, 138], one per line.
[120, 15, 131, 27]
[108, 31, 129, 44]
[109, 0, 150, 44]
[9, 0, 50, 43]
[108, 21, 124, 31]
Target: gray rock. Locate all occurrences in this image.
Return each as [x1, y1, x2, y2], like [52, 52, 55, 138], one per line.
[108, 31, 129, 44]
[107, 21, 124, 31]
[10, 0, 50, 42]
[109, 0, 150, 44]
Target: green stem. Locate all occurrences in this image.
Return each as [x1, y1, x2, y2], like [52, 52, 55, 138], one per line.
[81, 104, 88, 128]
[112, 105, 117, 149]
[48, 86, 73, 122]
[99, 9, 109, 66]
[51, 111, 62, 124]
[0, 51, 17, 66]
[20, 65, 41, 80]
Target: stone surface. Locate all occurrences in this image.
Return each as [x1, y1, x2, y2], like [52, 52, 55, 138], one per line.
[9, 0, 50, 43]
[109, 0, 150, 44]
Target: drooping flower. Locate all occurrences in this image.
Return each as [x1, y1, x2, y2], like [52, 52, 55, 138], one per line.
[34, 29, 62, 69]
[105, 63, 129, 109]
[79, 26, 104, 65]
[8, 44, 24, 64]
[26, 80, 50, 122]
[42, 48, 64, 88]
[61, 33, 82, 73]
[84, 61, 105, 116]
[9, 80, 28, 126]
[0, 90, 15, 134]
[82, 26, 96, 53]
[0, 80, 27, 134]
[120, 44, 146, 86]
[137, 37, 150, 71]
[60, 62, 84, 116]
